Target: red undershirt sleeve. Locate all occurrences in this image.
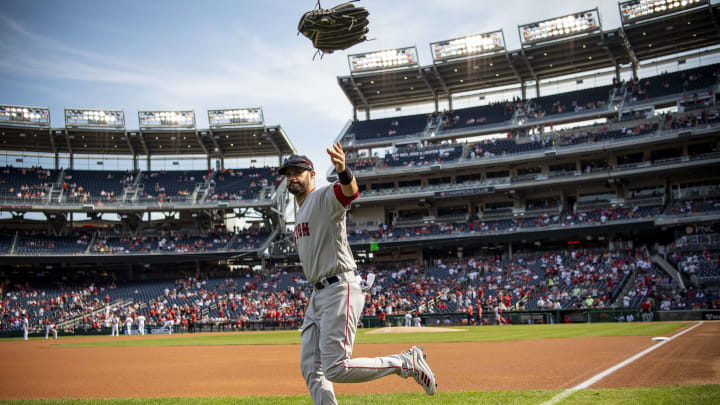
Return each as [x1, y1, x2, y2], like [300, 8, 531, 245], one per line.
[333, 182, 358, 207]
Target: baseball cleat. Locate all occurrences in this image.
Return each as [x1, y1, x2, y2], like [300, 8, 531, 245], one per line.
[410, 345, 437, 395]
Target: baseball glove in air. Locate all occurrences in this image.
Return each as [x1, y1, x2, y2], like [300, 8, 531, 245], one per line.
[298, 1, 370, 58]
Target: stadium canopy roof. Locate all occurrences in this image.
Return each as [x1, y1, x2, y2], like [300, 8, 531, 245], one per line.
[516, 29, 632, 81]
[621, 2, 720, 61]
[0, 124, 54, 153]
[201, 125, 296, 160]
[0, 124, 296, 160]
[337, 2, 720, 113]
[62, 126, 132, 156]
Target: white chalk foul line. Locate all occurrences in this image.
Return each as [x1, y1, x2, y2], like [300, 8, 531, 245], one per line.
[540, 321, 705, 405]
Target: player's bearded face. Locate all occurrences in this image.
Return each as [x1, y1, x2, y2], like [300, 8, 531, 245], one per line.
[287, 169, 313, 195]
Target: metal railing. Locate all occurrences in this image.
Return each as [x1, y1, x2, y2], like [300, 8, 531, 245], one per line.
[0, 192, 275, 209]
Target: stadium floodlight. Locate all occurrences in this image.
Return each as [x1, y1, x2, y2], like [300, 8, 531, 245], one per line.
[519, 9, 600, 46]
[208, 107, 264, 128]
[138, 110, 196, 129]
[65, 108, 125, 128]
[431, 30, 505, 61]
[619, 0, 706, 24]
[0, 105, 50, 126]
[348, 46, 418, 73]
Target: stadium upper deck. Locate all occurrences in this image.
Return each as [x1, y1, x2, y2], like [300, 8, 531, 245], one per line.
[327, 20, 720, 260]
[0, 105, 295, 214]
[337, 0, 720, 113]
[0, 166, 280, 209]
[333, 60, 720, 154]
[329, 2, 720, 197]
[0, 107, 294, 262]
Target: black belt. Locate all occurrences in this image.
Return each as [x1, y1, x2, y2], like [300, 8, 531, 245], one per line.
[314, 275, 340, 290]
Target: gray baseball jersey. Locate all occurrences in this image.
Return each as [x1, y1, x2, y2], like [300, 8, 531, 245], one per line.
[293, 183, 357, 283]
[297, 185, 418, 405]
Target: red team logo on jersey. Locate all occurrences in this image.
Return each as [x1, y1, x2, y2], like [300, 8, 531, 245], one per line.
[294, 222, 310, 241]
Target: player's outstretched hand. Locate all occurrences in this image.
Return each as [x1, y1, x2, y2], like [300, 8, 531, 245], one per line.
[327, 141, 346, 173]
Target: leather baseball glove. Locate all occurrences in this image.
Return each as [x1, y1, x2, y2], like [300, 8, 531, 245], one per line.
[298, 1, 370, 58]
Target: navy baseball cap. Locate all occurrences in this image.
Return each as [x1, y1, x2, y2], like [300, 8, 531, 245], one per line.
[279, 154, 314, 175]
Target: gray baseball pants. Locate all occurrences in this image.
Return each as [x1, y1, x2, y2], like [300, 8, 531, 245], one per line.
[300, 271, 410, 405]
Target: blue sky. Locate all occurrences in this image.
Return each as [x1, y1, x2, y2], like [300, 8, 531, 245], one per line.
[1, 0, 639, 185]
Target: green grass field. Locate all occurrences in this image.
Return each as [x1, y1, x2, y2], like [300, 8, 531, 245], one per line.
[49, 322, 689, 348]
[1, 385, 719, 404]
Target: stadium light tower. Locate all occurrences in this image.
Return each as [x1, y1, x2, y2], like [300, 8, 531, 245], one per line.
[0, 105, 50, 127]
[64, 108, 125, 129]
[208, 107, 264, 128]
[518, 9, 601, 46]
[137, 110, 196, 129]
[619, 0, 707, 24]
[348, 46, 419, 73]
[430, 30, 505, 62]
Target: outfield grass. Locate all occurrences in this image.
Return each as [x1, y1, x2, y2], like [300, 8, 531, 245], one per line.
[1, 385, 718, 404]
[45, 322, 690, 348]
[562, 385, 720, 404]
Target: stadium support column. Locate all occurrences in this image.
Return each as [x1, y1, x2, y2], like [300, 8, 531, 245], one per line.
[615, 65, 621, 84]
[619, 27, 639, 80]
[535, 82, 541, 98]
[632, 61, 639, 80]
[64, 128, 73, 169]
[349, 74, 369, 120]
[430, 66, 449, 112]
[448, 92, 453, 111]
[508, 241, 513, 261]
[521, 81, 527, 101]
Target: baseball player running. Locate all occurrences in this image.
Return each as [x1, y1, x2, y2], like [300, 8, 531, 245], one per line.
[282, 142, 436, 405]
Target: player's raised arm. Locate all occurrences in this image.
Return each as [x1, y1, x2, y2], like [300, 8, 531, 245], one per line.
[327, 141, 358, 197]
